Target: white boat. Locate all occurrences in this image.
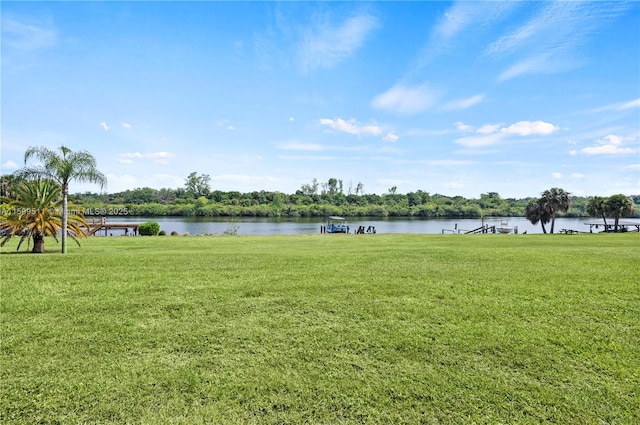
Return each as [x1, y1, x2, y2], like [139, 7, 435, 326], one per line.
[496, 219, 512, 234]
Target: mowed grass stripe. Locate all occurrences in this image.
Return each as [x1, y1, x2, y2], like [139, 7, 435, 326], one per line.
[1, 234, 639, 424]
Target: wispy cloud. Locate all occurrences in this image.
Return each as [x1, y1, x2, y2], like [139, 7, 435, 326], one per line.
[100, 121, 110, 131]
[277, 142, 325, 151]
[277, 140, 367, 152]
[422, 1, 516, 61]
[455, 133, 506, 148]
[442, 94, 484, 111]
[118, 151, 175, 165]
[371, 83, 439, 115]
[216, 119, 236, 131]
[299, 12, 379, 72]
[383, 133, 399, 143]
[487, 1, 631, 81]
[580, 135, 637, 155]
[587, 98, 640, 113]
[1, 18, 57, 52]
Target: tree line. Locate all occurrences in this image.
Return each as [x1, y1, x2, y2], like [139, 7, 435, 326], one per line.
[4, 171, 636, 220]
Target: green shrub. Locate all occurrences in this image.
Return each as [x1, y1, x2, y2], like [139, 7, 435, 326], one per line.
[158, 230, 166, 236]
[170, 231, 179, 236]
[138, 221, 160, 236]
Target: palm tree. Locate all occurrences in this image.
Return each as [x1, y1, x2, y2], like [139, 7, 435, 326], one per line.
[605, 194, 634, 231]
[16, 146, 106, 253]
[1, 180, 88, 253]
[525, 198, 551, 234]
[586, 196, 608, 228]
[540, 188, 570, 234]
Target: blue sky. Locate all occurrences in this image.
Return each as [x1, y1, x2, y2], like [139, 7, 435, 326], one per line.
[2, 1, 639, 198]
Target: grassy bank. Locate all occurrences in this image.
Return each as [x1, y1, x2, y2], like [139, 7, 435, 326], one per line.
[1, 234, 639, 424]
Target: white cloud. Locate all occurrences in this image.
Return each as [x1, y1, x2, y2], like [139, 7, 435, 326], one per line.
[371, 83, 439, 115]
[552, 172, 563, 179]
[118, 151, 175, 165]
[289, 117, 295, 122]
[500, 121, 558, 136]
[1, 160, 18, 171]
[455, 122, 473, 132]
[319, 118, 382, 137]
[477, 124, 501, 134]
[122, 122, 132, 129]
[580, 135, 637, 155]
[383, 133, 399, 143]
[454, 120, 558, 147]
[300, 13, 379, 72]
[99, 121, 110, 131]
[455, 132, 506, 148]
[443, 94, 484, 111]
[571, 173, 584, 179]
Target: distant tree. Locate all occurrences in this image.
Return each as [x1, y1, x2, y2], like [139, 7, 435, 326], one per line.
[1, 180, 88, 253]
[185, 172, 211, 198]
[327, 178, 339, 195]
[355, 182, 364, 196]
[586, 196, 608, 227]
[540, 188, 570, 234]
[300, 178, 319, 196]
[605, 194, 634, 231]
[17, 146, 106, 253]
[388, 186, 397, 195]
[0, 174, 23, 201]
[525, 198, 551, 234]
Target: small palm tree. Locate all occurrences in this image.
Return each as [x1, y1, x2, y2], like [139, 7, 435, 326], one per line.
[0, 180, 88, 253]
[525, 198, 551, 234]
[16, 146, 106, 253]
[586, 196, 608, 227]
[605, 194, 634, 231]
[540, 188, 570, 234]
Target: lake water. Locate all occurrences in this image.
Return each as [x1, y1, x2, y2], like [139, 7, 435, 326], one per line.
[93, 216, 605, 236]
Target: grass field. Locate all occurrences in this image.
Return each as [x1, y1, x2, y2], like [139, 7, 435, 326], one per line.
[1, 233, 639, 424]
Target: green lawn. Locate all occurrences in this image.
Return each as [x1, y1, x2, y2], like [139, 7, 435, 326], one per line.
[1, 233, 639, 424]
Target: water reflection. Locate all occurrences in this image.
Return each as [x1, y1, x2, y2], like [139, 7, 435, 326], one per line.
[93, 216, 597, 236]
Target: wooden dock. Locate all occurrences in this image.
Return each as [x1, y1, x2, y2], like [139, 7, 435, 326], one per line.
[87, 217, 142, 236]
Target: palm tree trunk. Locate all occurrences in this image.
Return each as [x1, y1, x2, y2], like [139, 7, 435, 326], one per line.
[550, 213, 556, 234]
[541, 222, 547, 234]
[62, 189, 68, 254]
[32, 233, 45, 253]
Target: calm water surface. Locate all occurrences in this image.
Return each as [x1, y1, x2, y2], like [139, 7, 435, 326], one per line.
[95, 216, 603, 236]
